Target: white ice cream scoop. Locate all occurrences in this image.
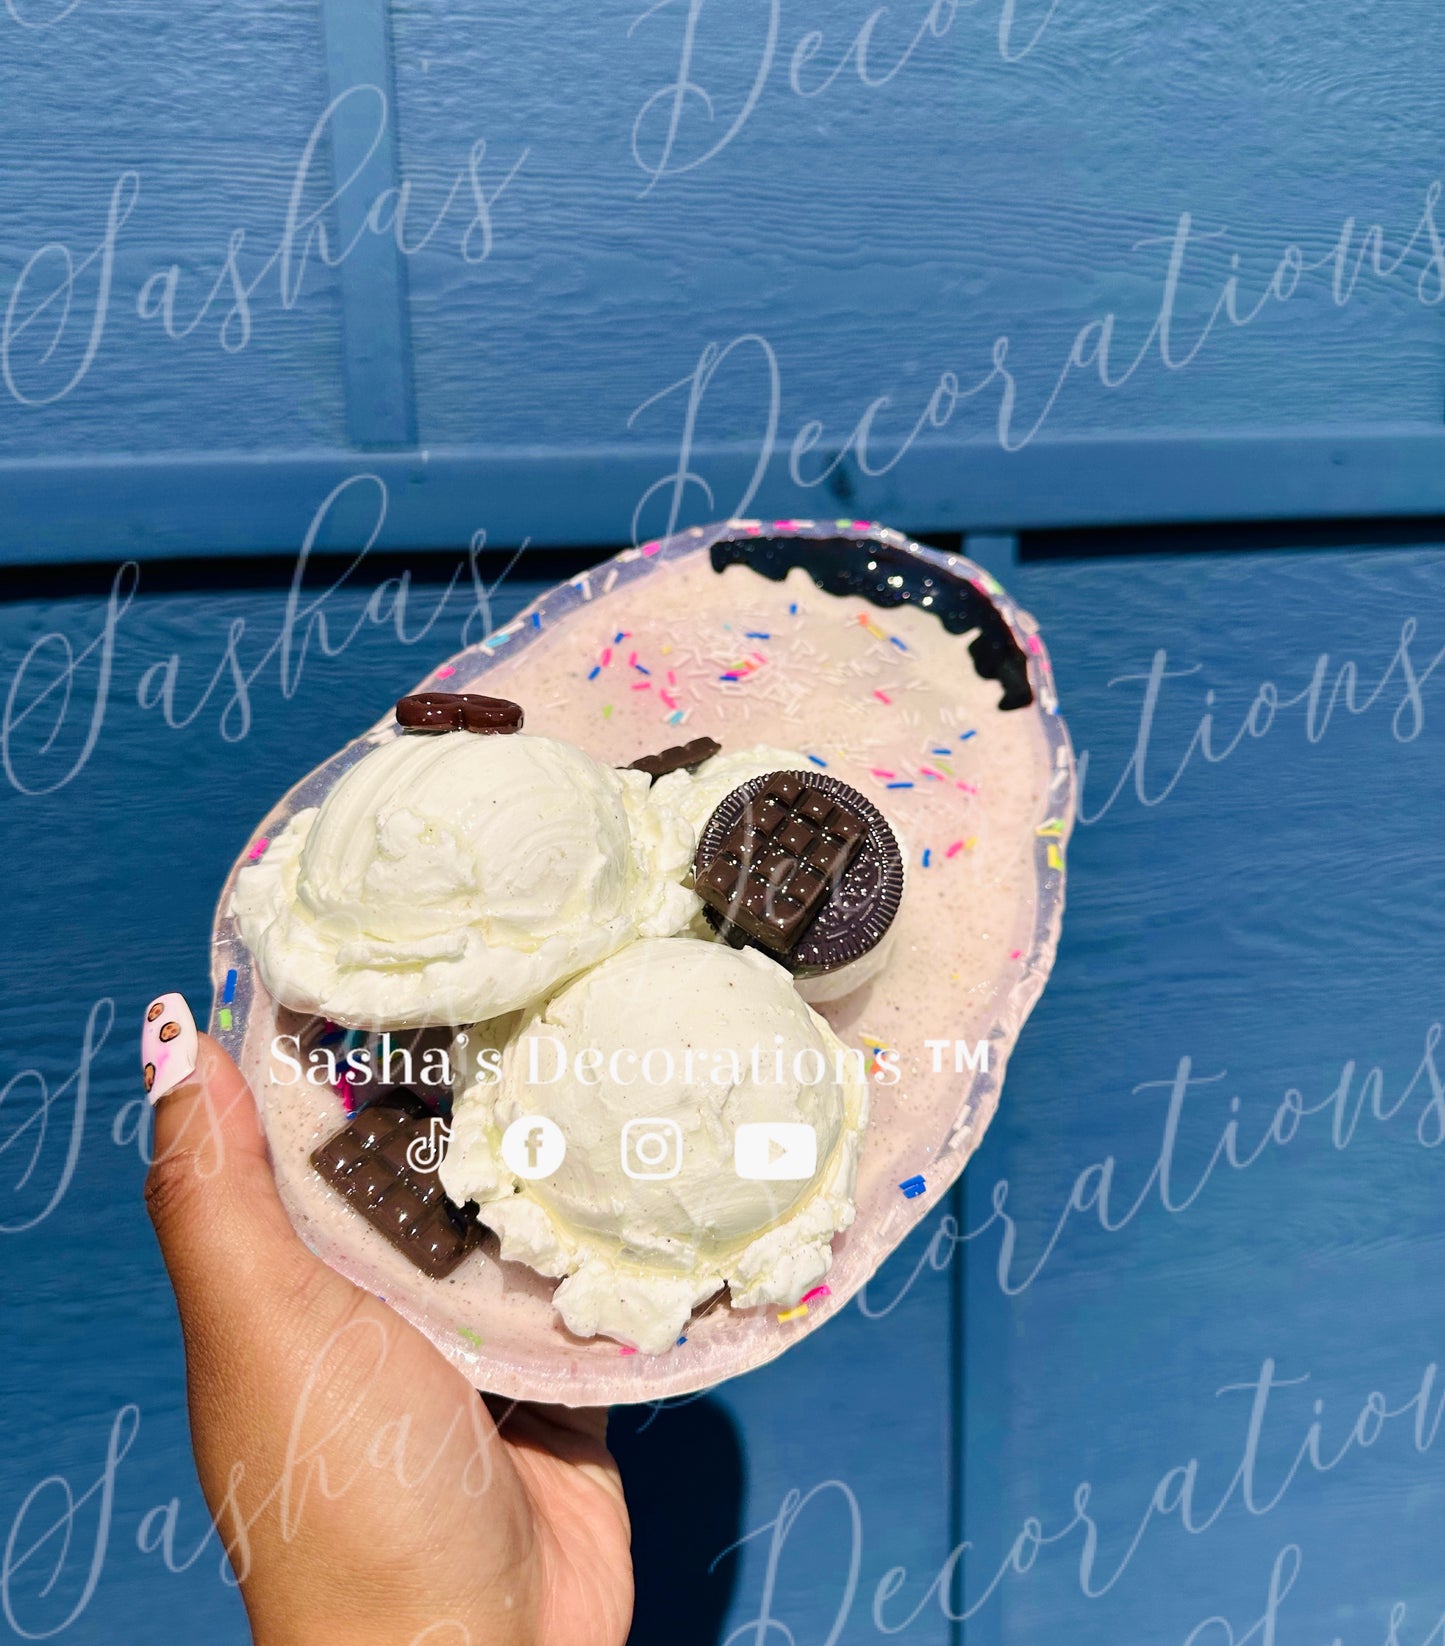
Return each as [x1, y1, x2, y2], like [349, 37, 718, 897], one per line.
[439, 936, 870, 1353]
[231, 731, 697, 1027]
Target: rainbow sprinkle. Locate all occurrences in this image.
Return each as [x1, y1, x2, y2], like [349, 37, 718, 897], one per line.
[958, 730, 976, 741]
[218, 1007, 233, 1031]
[458, 1327, 483, 1347]
[777, 1304, 809, 1324]
[222, 968, 237, 1005]
[587, 665, 601, 680]
[873, 689, 893, 705]
[806, 753, 828, 767]
[247, 837, 270, 861]
[801, 1284, 832, 1305]
[667, 708, 685, 724]
[886, 780, 913, 790]
[922, 849, 932, 867]
[435, 664, 456, 679]
[945, 840, 964, 858]
[871, 768, 896, 781]
[1047, 844, 1064, 871]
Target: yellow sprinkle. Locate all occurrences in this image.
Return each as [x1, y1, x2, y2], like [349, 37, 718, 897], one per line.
[661, 644, 672, 654]
[1047, 843, 1063, 870]
[777, 1304, 809, 1324]
[965, 836, 978, 850]
[1036, 817, 1065, 836]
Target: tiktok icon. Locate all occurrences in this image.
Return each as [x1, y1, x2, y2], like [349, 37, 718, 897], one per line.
[404, 1115, 451, 1173]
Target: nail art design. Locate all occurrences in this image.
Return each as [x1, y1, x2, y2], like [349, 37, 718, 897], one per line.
[141, 992, 197, 1103]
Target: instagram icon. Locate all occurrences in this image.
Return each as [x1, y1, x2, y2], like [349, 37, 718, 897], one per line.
[620, 1118, 683, 1180]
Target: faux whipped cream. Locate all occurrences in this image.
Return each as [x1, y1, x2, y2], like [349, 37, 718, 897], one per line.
[232, 732, 697, 1028]
[438, 937, 870, 1353]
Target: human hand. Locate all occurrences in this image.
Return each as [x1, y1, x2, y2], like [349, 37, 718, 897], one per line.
[142, 1008, 633, 1646]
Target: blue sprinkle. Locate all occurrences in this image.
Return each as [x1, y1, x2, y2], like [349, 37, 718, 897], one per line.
[588, 665, 601, 680]
[745, 630, 771, 639]
[807, 753, 828, 767]
[931, 747, 952, 756]
[614, 631, 627, 643]
[889, 636, 908, 650]
[634, 663, 651, 675]
[531, 611, 542, 629]
[899, 1175, 927, 1199]
[788, 603, 799, 615]
[922, 849, 932, 867]
[958, 730, 976, 741]
[676, 1335, 687, 1345]
[222, 968, 237, 1004]
[886, 780, 914, 789]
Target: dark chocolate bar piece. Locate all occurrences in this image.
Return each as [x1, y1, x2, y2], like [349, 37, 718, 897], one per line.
[627, 736, 722, 781]
[396, 692, 524, 733]
[310, 1090, 482, 1279]
[694, 771, 904, 974]
[694, 772, 867, 953]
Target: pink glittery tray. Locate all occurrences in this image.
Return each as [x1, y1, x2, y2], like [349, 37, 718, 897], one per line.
[209, 519, 1074, 1406]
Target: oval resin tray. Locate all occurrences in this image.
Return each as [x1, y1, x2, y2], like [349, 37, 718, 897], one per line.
[209, 518, 1074, 1406]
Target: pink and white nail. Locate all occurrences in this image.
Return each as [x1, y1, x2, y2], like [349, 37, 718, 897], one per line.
[141, 992, 198, 1103]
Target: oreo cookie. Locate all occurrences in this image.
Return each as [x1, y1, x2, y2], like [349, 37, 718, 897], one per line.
[396, 692, 524, 733]
[693, 772, 904, 975]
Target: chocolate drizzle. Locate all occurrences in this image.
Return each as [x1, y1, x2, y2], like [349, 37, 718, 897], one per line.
[709, 534, 1033, 710]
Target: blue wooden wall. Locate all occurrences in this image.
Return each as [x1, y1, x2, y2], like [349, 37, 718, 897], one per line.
[2, 3, 1444, 1644]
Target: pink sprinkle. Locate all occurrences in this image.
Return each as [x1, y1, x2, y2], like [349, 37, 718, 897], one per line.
[247, 837, 270, 861]
[659, 690, 678, 709]
[631, 680, 651, 692]
[801, 1284, 832, 1305]
[619, 1345, 638, 1356]
[873, 689, 892, 705]
[1009, 948, 1023, 961]
[946, 840, 964, 858]
[1028, 635, 1044, 654]
[628, 651, 638, 668]
[956, 780, 979, 795]
[871, 768, 896, 781]
[641, 540, 661, 557]
[667, 670, 677, 687]
[600, 647, 612, 667]
[751, 652, 768, 666]
[919, 765, 945, 781]
[852, 520, 870, 530]
[435, 664, 456, 679]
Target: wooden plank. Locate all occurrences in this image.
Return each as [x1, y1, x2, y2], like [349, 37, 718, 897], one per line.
[6, 429, 1445, 563]
[960, 541, 1445, 1644]
[316, 0, 416, 447]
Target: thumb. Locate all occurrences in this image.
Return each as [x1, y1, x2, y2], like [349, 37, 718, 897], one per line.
[141, 993, 322, 1350]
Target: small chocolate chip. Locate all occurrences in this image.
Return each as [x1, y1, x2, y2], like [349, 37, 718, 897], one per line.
[396, 693, 524, 734]
[627, 735, 722, 781]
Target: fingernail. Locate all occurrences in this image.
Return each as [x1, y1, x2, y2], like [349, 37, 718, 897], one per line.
[141, 992, 198, 1103]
